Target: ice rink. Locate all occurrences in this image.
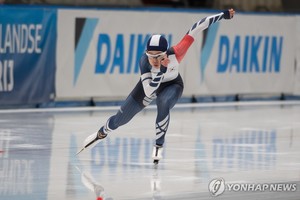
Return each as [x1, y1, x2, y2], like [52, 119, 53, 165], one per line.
[0, 101, 300, 200]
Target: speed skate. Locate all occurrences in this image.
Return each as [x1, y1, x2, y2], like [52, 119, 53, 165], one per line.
[76, 130, 107, 155]
[152, 145, 163, 164]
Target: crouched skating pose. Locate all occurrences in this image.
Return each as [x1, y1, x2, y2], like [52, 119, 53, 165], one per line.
[78, 9, 235, 164]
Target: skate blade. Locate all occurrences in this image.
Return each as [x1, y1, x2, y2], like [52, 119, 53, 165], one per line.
[76, 147, 85, 155]
[76, 139, 99, 155]
[153, 160, 159, 165]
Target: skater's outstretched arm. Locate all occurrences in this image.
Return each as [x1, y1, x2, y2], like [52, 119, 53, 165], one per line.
[139, 9, 235, 98]
[173, 8, 235, 63]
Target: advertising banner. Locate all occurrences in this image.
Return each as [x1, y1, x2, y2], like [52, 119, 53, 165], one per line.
[187, 13, 297, 96]
[56, 9, 296, 99]
[0, 7, 56, 105]
[294, 16, 300, 95]
[56, 9, 197, 99]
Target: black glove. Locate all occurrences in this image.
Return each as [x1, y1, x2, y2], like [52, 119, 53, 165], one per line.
[223, 10, 232, 19]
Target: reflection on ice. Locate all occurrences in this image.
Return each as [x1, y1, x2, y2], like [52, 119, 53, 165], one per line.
[212, 129, 277, 170]
[77, 168, 108, 200]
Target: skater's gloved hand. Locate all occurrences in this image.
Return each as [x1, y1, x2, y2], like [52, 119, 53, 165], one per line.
[223, 8, 235, 19]
[160, 54, 170, 73]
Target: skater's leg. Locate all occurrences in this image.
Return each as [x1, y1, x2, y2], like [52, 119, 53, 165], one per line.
[80, 95, 145, 152]
[151, 84, 182, 162]
[155, 84, 183, 146]
[100, 95, 144, 134]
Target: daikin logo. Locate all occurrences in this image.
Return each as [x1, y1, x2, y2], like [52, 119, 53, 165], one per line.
[94, 34, 172, 75]
[217, 35, 283, 73]
[95, 33, 151, 75]
[200, 26, 283, 84]
[74, 17, 98, 85]
[73, 17, 173, 85]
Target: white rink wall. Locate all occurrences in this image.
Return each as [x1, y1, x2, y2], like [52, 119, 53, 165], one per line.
[1, 6, 300, 107]
[56, 9, 299, 100]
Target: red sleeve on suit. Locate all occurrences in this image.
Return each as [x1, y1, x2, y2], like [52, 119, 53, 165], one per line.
[173, 34, 194, 63]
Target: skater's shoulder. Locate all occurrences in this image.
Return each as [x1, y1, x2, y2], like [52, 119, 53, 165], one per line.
[140, 53, 148, 63]
[139, 53, 152, 72]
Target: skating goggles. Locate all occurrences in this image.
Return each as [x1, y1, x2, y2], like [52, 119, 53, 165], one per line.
[146, 51, 166, 60]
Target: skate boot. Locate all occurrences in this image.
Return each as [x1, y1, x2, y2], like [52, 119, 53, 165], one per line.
[77, 129, 107, 155]
[152, 145, 163, 165]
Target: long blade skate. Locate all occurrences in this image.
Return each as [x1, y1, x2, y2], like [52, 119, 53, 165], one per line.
[76, 137, 98, 155]
[152, 145, 163, 165]
[153, 159, 159, 165]
[76, 131, 107, 155]
[76, 147, 85, 155]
